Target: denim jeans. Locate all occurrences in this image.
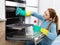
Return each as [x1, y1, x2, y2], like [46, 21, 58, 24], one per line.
[25, 41, 41, 45]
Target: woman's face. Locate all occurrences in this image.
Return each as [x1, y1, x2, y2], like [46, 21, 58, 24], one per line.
[43, 10, 50, 20]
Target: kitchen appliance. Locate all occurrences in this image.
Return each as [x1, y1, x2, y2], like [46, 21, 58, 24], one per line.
[5, 0, 44, 45]
[5, 0, 33, 40]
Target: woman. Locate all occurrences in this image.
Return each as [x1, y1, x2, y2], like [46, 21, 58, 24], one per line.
[16, 8, 58, 45]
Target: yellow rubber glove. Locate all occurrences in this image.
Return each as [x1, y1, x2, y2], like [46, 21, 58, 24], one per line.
[40, 28, 48, 35]
[26, 11, 31, 16]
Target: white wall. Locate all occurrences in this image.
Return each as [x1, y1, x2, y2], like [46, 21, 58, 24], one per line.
[53, 0, 60, 30]
[39, 0, 54, 14]
[0, 0, 5, 19]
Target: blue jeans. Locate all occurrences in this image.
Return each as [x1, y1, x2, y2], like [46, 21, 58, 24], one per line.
[25, 41, 41, 45]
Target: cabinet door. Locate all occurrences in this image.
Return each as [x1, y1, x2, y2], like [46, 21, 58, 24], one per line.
[26, 0, 38, 7]
[25, 7, 38, 25]
[25, 7, 38, 35]
[0, 0, 5, 19]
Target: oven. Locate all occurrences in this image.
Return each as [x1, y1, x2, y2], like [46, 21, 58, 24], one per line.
[6, 0, 33, 40]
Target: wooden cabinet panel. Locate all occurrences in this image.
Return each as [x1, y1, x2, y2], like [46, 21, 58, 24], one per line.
[0, 22, 24, 45]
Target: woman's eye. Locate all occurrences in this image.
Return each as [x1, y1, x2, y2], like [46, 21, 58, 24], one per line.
[46, 14, 47, 16]
[45, 13, 47, 16]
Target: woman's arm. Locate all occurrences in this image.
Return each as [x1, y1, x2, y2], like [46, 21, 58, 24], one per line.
[31, 12, 45, 21]
[33, 23, 57, 40]
[46, 23, 57, 40]
[16, 7, 45, 21]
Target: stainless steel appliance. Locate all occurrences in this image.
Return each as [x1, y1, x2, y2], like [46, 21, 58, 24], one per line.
[6, 0, 33, 40]
[5, 0, 44, 45]
[6, 0, 26, 3]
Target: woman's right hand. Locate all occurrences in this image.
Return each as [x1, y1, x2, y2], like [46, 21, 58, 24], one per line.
[16, 7, 31, 16]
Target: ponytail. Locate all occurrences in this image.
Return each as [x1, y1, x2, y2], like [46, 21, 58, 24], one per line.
[48, 8, 58, 34]
[54, 15, 58, 34]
